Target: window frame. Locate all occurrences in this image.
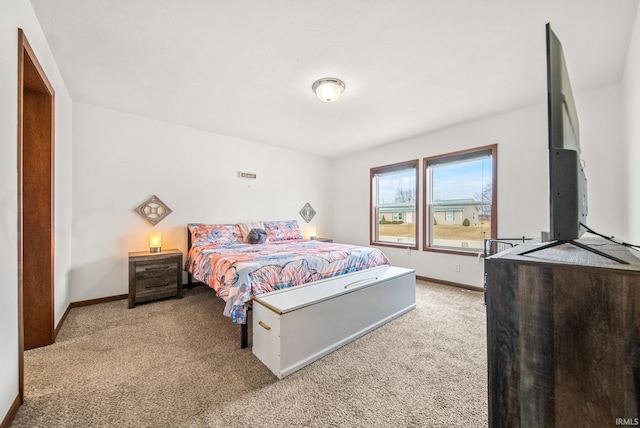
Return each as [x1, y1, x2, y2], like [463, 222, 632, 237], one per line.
[370, 159, 419, 250]
[422, 145, 497, 256]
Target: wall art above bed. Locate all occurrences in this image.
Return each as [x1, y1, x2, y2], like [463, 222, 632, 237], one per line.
[299, 202, 316, 223]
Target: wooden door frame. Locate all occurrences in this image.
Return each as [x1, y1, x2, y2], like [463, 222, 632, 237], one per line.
[17, 28, 55, 403]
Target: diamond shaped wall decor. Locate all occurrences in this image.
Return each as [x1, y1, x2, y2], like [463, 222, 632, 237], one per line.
[299, 202, 316, 223]
[135, 195, 172, 226]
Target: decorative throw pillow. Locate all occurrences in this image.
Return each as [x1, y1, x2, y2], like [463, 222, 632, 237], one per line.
[188, 223, 240, 248]
[263, 220, 304, 241]
[247, 228, 268, 244]
[238, 221, 265, 243]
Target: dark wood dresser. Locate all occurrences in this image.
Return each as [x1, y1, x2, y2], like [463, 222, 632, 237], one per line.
[485, 237, 640, 427]
[128, 249, 183, 308]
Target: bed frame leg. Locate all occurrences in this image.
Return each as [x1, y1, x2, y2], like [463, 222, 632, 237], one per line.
[240, 322, 248, 349]
[240, 306, 251, 349]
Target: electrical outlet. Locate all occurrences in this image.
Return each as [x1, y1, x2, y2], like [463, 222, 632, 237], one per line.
[454, 263, 461, 272]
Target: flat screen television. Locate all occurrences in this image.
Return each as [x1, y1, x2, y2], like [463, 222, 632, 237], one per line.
[546, 23, 588, 241]
[520, 24, 626, 263]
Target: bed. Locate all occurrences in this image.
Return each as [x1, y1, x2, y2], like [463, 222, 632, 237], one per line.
[184, 220, 391, 348]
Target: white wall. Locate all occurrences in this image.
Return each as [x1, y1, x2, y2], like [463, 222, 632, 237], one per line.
[333, 85, 626, 287]
[623, 6, 640, 243]
[0, 0, 73, 419]
[70, 103, 334, 302]
[577, 84, 627, 240]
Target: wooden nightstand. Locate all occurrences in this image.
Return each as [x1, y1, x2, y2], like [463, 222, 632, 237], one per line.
[128, 249, 183, 308]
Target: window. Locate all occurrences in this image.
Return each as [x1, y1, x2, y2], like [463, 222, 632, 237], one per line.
[370, 160, 419, 249]
[424, 145, 496, 254]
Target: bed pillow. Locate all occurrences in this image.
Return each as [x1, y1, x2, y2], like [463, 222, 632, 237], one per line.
[247, 228, 268, 244]
[238, 221, 266, 243]
[188, 223, 241, 248]
[263, 220, 304, 241]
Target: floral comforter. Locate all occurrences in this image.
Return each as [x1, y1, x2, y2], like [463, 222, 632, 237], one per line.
[185, 239, 390, 324]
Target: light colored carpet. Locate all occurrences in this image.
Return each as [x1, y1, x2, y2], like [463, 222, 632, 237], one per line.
[12, 280, 488, 427]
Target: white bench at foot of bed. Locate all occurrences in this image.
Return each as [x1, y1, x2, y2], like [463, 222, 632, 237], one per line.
[252, 265, 416, 379]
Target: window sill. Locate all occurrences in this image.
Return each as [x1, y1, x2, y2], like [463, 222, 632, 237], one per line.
[371, 241, 418, 251]
[422, 247, 483, 257]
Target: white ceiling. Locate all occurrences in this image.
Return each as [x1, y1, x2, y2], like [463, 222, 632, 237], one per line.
[29, 0, 639, 159]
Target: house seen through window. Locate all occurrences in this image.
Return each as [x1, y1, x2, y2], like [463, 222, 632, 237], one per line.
[424, 145, 496, 253]
[370, 160, 419, 249]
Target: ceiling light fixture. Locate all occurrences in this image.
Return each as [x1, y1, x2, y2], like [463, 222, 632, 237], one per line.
[312, 78, 345, 103]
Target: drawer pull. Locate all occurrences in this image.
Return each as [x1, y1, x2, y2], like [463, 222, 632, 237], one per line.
[258, 321, 271, 331]
[146, 282, 170, 288]
[344, 277, 378, 289]
[144, 266, 172, 272]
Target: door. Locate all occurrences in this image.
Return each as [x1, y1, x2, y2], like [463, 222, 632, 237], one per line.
[17, 28, 55, 401]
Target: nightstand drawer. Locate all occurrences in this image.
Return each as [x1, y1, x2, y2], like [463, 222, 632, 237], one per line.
[128, 249, 183, 308]
[135, 270, 177, 291]
[135, 278, 177, 302]
[135, 261, 178, 280]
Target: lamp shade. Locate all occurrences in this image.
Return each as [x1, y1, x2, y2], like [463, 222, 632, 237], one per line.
[149, 231, 162, 253]
[312, 78, 345, 103]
